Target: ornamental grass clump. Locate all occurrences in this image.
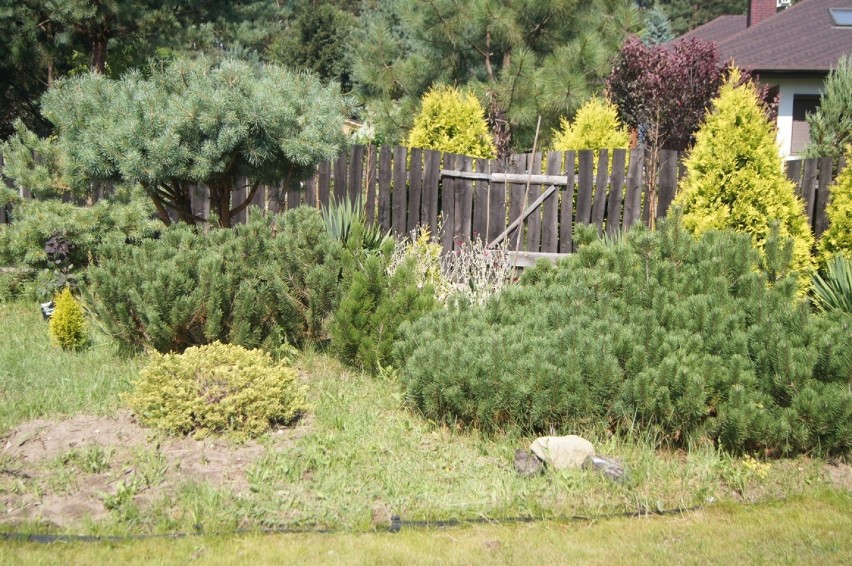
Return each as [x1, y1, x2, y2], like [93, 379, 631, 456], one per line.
[125, 342, 307, 439]
[395, 216, 852, 456]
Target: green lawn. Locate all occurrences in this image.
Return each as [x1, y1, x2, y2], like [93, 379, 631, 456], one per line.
[0, 301, 139, 433]
[0, 299, 847, 549]
[1, 489, 849, 565]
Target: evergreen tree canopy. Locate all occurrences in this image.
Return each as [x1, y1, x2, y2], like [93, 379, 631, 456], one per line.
[6, 57, 350, 227]
[641, 5, 674, 45]
[350, 0, 641, 150]
[675, 69, 815, 286]
[805, 54, 852, 159]
[656, 0, 745, 36]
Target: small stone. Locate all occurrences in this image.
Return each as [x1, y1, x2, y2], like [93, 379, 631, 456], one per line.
[513, 449, 545, 477]
[582, 455, 627, 483]
[530, 435, 595, 470]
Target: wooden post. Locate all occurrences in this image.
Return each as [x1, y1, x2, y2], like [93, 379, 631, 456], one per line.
[422, 149, 441, 233]
[472, 157, 490, 243]
[333, 151, 348, 201]
[455, 155, 474, 245]
[656, 149, 678, 220]
[487, 157, 507, 245]
[348, 145, 365, 203]
[441, 153, 457, 252]
[318, 160, 331, 209]
[506, 154, 528, 249]
[365, 145, 378, 222]
[814, 156, 834, 237]
[801, 158, 818, 222]
[785, 159, 803, 195]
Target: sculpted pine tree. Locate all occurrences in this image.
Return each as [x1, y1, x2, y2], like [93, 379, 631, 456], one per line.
[7, 57, 349, 227]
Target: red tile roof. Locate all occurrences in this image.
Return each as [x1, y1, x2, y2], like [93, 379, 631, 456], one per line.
[676, 0, 852, 73]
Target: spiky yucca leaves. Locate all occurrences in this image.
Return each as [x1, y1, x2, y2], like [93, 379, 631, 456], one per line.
[812, 255, 852, 314]
[86, 207, 341, 354]
[675, 68, 815, 288]
[396, 215, 852, 456]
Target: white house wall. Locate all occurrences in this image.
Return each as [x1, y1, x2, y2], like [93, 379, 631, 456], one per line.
[774, 78, 824, 158]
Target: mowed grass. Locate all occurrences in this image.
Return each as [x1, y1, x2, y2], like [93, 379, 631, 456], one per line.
[0, 301, 139, 432]
[2, 489, 850, 565]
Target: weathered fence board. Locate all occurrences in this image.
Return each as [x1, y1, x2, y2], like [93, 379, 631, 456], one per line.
[472, 157, 489, 243]
[606, 148, 627, 237]
[526, 152, 543, 252]
[591, 149, 609, 230]
[377, 146, 392, 232]
[575, 150, 595, 228]
[392, 146, 408, 234]
[2, 143, 844, 257]
[407, 148, 423, 234]
[542, 151, 561, 253]
[559, 151, 576, 253]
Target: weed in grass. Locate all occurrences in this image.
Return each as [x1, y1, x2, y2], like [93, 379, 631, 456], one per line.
[61, 444, 113, 474]
[101, 479, 140, 523]
[133, 447, 168, 488]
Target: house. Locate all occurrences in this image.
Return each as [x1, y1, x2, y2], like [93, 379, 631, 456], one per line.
[679, 0, 852, 157]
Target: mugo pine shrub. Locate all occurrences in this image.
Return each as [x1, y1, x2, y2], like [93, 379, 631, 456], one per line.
[331, 229, 438, 373]
[126, 342, 306, 439]
[674, 68, 815, 287]
[395, 216, 852, 456]
[49, 286, 88, 350]
[87, 207, 341, 353]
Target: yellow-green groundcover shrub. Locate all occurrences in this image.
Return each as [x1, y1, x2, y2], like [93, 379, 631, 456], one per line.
[125, 342, 307, 439]
[48, 286, 88, 350]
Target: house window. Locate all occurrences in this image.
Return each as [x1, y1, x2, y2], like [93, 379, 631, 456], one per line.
[830, 8, 852, 26]
[790, 95, 820, 155]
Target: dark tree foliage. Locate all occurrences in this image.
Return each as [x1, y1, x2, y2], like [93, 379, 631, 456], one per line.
[657, 0, 746, 36]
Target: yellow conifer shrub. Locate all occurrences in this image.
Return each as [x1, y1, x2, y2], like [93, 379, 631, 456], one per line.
[48, 287, 88, 350]
[818, 145, 852, 264]
[674, 69, 815, 287]
[125, 342, 307, 439]
[551, 96, 630, 152]
[407, 86, 496, 159]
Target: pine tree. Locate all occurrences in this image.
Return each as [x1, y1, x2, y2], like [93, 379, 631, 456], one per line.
[804, 55, 852, 158]
[674, 68, 815, 286]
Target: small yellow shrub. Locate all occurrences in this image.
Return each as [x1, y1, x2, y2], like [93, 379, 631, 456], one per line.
[407, 86, 496, 159]
[551, 96, 630, 152]
[125, 342, 307, 439]
[48, 287, 88, 350]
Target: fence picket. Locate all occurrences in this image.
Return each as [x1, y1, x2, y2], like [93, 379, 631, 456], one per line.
[472, 157, 489, 243]
[407, 148, 423, 233]
[591, 149, 609, 230]
[378, 146, 392, 232]
[559, 151, 576, 253]
[542, 151, 561, 253]
[606, 148, 627, 236]
[525, 152, 543, 252]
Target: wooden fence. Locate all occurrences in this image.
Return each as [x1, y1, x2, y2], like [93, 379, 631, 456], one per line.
[2, 146, 845, 260]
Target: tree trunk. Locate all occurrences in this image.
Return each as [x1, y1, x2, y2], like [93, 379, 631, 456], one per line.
[91, 34, 108, 74]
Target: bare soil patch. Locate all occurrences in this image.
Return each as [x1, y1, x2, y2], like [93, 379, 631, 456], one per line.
[0, 411, 307, 528]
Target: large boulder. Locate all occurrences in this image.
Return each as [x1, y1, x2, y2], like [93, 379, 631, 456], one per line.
[529, 435, 594, 470]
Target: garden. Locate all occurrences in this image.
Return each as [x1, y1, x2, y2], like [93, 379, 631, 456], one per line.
[0, 13, 851, 562]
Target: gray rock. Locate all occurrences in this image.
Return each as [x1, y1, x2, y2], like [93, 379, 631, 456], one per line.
[514, 449, 545, 477]
[583, 455, 627, 483]
[530, 435, 595, 470]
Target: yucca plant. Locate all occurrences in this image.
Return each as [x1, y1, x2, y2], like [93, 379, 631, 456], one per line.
[812, 255, 852, 313]
[321, 195, 389, 251]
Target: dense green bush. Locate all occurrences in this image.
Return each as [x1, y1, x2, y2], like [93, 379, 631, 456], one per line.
[87, 207, 341, 353]
[0, 189, 160, 300]
[395, 217, 852, 456]
[126, 342, 307, 439]
[49, 287, 88, 351]
[674, 69, 815, 287]
[551, 96, 629, 153]
[331, 230, 438, 373]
